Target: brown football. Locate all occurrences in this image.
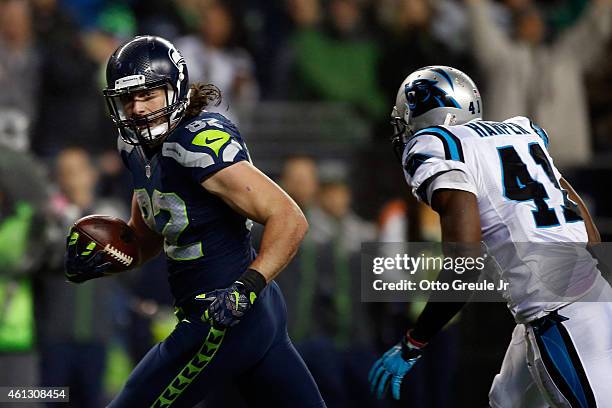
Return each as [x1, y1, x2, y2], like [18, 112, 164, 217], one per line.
[72, 215, 141, 273]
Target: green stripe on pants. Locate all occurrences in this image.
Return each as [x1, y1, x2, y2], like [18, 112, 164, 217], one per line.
[151, 325, 226, 407]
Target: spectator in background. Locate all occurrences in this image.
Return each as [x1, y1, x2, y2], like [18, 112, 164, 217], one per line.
[377, 0, 475, 112]
[96, 150, 133, 206]
[54, 0, 106, 29]
[36, 148, 127, 408]
[31, 0, 114, 157]
[279, 155, 320, 212]
[466, 0, 612, 166]
[0, 142, 50, 407]
[376, 199, 460, 408]
[176, 0, 259, 122]
[277, 160, 381, 407]
[308, 173, 376, 252]
[0, 0, 40, 153]
[81, 4, 137, 90]
[279, 0, 387, 119]
[586, 40, 612, 153]
[129, 0, 184, 39]
[226, 0, 296, 98]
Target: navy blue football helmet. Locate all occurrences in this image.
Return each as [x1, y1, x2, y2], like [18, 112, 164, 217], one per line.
[103, 36, 190, 146]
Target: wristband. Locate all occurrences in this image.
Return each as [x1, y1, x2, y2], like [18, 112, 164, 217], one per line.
[237, 268, 267, 296]
[405, 330, 428, 349]
[401, 331, 427, 360]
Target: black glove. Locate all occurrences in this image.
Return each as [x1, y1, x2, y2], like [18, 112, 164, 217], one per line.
[197, 268, 267, 327]
[64, 230, 111, 283]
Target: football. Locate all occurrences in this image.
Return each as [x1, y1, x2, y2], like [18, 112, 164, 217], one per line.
[72, 215, 141, 273]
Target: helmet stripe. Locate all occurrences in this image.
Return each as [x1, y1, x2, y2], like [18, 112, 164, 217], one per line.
[429, 68, 454, 90]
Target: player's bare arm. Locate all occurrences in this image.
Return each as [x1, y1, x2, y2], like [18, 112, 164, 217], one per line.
[127, 193, 164, 265]
[560, 177, 601, 244]
[202, 160, 309, 283]
[409, 189, 482, 343]
[369, 188, 483, 400]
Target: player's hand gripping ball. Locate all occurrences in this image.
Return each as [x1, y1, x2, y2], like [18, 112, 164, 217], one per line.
[369, 334, 425, 400]
[65, 215, 141, 283]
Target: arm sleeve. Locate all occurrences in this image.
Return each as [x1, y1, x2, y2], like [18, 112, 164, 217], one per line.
[411, 243, 491, 343]
[411, 301, 467, 343]
[403, 130, 478, 205]
[162, 127, 250, 184]
[426, 170, 478, 204]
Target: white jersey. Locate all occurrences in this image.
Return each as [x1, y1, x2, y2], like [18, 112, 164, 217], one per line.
[402, 116, 600, 323]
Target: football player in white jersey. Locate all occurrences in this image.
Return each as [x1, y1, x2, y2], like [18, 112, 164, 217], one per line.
[368, 66, 612, 407]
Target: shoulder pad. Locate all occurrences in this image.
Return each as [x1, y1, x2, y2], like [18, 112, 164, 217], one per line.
[504, 116, 549, 147]
[163, 112, 248, 173]
[412, 126, 465, 162]
[170, 112, 243, 153]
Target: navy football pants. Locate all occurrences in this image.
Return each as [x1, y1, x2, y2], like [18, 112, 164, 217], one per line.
[109, 283, 325, 408]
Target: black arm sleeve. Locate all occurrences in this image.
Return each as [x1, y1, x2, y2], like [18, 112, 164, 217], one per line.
[410, 245, 490, 343]
[410, 301, 466, 343]
[409, 251, 485, 343]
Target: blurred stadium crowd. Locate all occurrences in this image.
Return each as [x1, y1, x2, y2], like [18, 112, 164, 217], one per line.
[0, 0, 610, 406]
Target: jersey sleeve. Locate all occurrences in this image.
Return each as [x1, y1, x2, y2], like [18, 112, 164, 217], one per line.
[162, 115, 250, 183]
[403, 128, 478, 204]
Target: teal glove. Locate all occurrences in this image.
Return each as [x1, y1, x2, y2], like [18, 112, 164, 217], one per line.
[368, 334, 425, 400]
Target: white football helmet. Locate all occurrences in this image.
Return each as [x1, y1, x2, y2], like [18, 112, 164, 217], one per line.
[391, 66, 482, 158]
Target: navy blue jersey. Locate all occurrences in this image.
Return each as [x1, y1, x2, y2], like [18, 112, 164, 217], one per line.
[118, 111, 255, 302]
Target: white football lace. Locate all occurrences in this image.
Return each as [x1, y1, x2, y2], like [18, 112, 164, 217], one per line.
[104, 244, 133, 267]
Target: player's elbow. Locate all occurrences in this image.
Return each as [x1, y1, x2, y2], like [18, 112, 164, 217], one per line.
[299, 211, 309, 238]
[290, 204, 309, 242]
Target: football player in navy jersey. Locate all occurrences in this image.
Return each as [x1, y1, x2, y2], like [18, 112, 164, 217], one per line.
[64, 36, 326, 408]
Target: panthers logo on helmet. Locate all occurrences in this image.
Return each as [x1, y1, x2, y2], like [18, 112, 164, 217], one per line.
[404, 79, 461, 118]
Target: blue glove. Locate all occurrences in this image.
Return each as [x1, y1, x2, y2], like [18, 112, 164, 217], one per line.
[368, 334, 425, 400]
[64, 230, 111, 283]
[197, 268, 267, 328]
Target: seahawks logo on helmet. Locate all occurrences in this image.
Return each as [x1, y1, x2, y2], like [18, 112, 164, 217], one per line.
[404, 79, 460, 118]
